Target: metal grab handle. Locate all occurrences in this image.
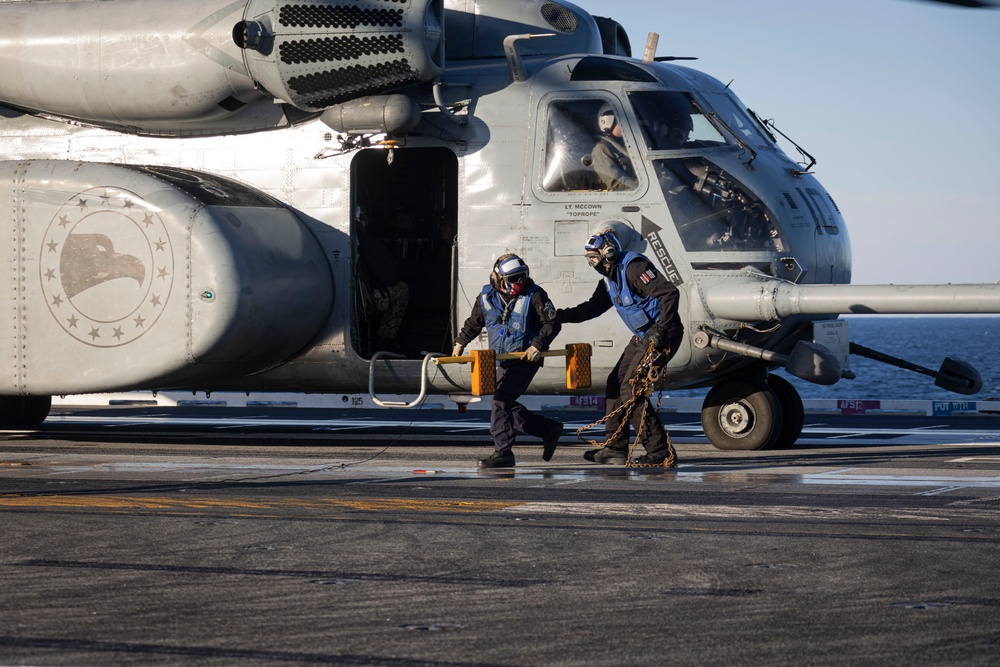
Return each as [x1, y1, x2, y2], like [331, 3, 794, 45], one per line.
[368, 351, 443, 408]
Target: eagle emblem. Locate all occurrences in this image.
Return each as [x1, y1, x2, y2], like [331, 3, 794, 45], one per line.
[40, 187, 174, 347]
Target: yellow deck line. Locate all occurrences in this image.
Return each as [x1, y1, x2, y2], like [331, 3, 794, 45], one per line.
[0, 495, 525, 512]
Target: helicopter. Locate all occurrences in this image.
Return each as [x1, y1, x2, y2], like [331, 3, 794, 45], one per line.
[0, 0, 998, 450]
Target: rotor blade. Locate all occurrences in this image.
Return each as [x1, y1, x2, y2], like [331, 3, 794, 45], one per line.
[914, 0, 998, 7]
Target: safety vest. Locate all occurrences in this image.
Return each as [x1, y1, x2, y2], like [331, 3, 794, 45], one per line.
[603, 252, 660, 337]
[480, 285, 540, 355]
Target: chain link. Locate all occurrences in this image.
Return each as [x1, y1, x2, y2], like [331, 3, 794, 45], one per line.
[575, 343, 676, 468]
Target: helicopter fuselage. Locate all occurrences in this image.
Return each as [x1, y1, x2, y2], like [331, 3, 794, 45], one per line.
[1, 0, 995, 449]
[0, 47, 852, 398]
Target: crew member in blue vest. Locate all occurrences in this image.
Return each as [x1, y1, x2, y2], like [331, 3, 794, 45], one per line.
[557, 233, 684, 466]
[453, 254, 564, 468]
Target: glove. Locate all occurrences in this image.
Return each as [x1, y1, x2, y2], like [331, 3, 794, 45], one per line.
[523, 346, 542, 363]
[452, 343, 464, 357]
[645, 332, 662, 350]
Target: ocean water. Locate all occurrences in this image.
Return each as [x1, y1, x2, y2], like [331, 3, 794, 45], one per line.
[669, 316, 1000, 402]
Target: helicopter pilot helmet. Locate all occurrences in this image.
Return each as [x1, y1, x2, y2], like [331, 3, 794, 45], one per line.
[666, 109, 693, 132]
[597, 102, 618, 134]
[658, 107, 694, 149]
[492, 253, 531, 296]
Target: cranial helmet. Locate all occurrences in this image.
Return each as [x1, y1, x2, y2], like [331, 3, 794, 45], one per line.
[597, 102, 617, 134]
[584, 232, 621, 261]
[492, 253, 530, 295]
[584, 233, 621, 275]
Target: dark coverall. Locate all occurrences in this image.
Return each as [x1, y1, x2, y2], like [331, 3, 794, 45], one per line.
[455, 283, 562, 453]
[558, 256, 683, 455]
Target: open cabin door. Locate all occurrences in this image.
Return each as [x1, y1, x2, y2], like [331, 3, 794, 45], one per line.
[351, 147, 458, 359]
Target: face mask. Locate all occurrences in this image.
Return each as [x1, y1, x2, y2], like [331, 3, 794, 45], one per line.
[502, 274, 527, 295]
[587, 253, 612, 276]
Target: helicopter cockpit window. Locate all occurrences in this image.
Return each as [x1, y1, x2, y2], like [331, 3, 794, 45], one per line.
[570, 57, 657, 83]
[541, 99, 639, 192]
[700, 90, 776, 152]
[654, 157, 788, 253]
[628, 91, 727, 151]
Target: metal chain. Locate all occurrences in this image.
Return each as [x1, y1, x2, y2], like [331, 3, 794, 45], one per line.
[575, 343, 676, 468]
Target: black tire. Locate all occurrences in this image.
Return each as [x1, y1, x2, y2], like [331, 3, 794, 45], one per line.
[0, 395, 51, 428]
[766, 375, 804, 449]
[0, 396, 23, 426]
[701, 377, 782, 451]
[18, 396, 52, 427]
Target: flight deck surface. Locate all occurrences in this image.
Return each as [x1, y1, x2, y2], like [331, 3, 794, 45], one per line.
[2, 406, 999, 666]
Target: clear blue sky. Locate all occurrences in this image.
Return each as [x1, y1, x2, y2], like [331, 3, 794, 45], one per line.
[571, 0, 1000, 285]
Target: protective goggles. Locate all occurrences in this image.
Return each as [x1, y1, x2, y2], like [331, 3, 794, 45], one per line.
[584, 234, 608, 252]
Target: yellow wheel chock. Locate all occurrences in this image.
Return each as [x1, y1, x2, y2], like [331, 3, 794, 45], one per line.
[434, 343, 592, 396]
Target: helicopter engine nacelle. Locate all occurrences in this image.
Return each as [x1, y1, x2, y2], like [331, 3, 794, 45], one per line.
[236, 0, 445, 111]
[0, 160, 334, 395]
[0, 0, 443, 135]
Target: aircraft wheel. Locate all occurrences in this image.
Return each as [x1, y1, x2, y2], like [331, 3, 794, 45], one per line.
[766, 375, 804, 449]
[18, 396, 52, 427]
[0, 396, 21, 427]
[701, 377, 782, 451]
[0, 395, 51, 428]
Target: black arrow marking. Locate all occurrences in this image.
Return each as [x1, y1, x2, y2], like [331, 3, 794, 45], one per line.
[640, 216, 684, 286]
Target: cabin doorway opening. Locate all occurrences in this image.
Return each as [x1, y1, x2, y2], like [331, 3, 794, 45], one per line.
[351, 147, 458, 359]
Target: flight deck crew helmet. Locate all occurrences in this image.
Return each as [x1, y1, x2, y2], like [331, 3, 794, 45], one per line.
[492, 253, 530, 296]
[597, 102, 618, 134]
[584, 232, 622, 276]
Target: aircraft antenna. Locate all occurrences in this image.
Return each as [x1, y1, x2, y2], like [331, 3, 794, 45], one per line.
[643, 32, 659, 63]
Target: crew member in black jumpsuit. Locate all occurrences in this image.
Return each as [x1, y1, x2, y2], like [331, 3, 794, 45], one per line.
[558, 233, 684, 466]
[453, 254, 564, 468]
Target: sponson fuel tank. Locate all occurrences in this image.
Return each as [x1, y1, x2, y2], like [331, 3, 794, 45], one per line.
[0, 160, 333, 395]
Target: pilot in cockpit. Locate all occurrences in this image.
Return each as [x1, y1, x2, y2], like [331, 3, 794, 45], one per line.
[655, 110, 693, 150]
[591, 103, 638, 191]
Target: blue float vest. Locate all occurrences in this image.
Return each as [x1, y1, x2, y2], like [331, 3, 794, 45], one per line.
[480, 285, 540, 355]
[603, 252, 660, 337]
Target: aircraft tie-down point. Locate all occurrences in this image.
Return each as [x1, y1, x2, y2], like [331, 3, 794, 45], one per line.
[0, 0, 997, 450]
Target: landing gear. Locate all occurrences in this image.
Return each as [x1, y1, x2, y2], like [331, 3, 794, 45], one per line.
[701, 377, 781, 451]
[766, 374, 805, 449]
[700, 374, 806, 451]
[0, 395, 51, 428]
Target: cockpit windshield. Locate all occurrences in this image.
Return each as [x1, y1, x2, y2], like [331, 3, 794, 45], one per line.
[699, 90, 777, 153]
[628, 91, 728, 151]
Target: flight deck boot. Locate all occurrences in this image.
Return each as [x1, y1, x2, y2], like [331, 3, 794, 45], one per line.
[479, 449, 516, 468]
[632, 448, 677, 468]
[541, 421, 563, 461]
[583, 447, 627, 465]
